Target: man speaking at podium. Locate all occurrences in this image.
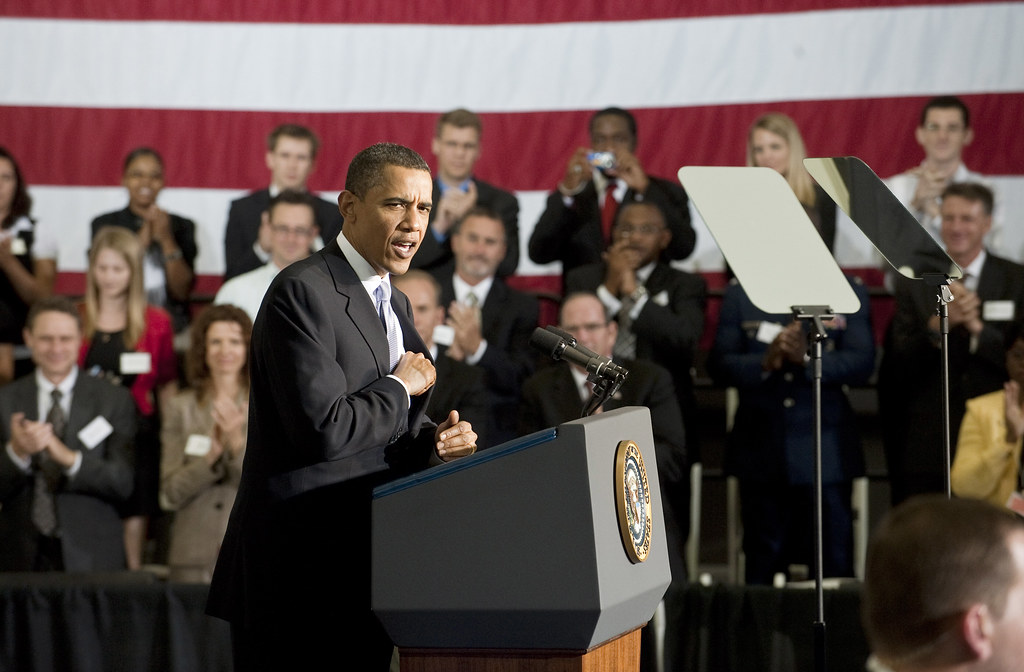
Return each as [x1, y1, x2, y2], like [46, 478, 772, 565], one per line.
[207, 143, 478, 671]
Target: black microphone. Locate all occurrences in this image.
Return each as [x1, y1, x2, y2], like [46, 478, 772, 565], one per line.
[529, 327, 629, 381]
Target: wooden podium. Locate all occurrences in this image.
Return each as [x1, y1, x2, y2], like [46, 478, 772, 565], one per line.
[371, 407, 671, 672]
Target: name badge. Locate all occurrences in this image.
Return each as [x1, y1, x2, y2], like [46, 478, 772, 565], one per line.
[9, 237, 27, 256]
[184, 434, 212, 457]
[432, 324, 455, 347]
[78, 416, 113, 450]
[756, 321, 784, 344]
[120, 352, 153, 375]
[983, 300, 1015, 322]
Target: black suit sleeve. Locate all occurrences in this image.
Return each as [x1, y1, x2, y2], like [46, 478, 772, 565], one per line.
[476, 292, 539, 396]
[224, 198, 264, 280]
[528, 191, 584, 265]
[314, 198, 344, 243]
[480, 183, 521, 277]
[258, 274, 420, 470]
[632, 272, 707, 359]
[640, 363, 687, 484]
[226, 194, 268, 280]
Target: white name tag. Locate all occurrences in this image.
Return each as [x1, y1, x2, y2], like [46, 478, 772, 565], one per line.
[184, 434, 212, 457]
[983, 300, 1015, 322]
[432, 324, 455, 347]
[9, 237, 27, 256]
[652, 290, 670, 307]
[120, 352, 153, 375]
[756, 321, 784, 344]
[77, 416, 113, 450]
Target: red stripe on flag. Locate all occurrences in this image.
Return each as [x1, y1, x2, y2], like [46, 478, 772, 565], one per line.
[2, 0, 1001, 25]
[3, 93, 1022, 193]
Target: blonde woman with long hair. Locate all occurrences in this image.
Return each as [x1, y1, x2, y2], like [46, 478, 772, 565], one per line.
[79, 225, 178, 569]
[746, 113, 836, 251]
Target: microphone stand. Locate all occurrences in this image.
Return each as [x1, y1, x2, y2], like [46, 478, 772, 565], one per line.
[582, 370, 628, 418]
[538, 327, 628, 418]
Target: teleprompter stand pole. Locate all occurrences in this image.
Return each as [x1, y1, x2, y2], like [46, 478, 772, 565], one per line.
[921, 273, 955, 498]
[792, 304, 833, 672]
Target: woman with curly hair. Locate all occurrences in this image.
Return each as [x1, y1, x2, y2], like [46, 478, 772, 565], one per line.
[160, 304, 251, 582]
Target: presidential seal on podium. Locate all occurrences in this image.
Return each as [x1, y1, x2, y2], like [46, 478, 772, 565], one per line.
[614, 440, 652, 563]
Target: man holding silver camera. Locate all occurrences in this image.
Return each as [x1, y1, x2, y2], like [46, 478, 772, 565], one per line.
[527, 107, 695, 280]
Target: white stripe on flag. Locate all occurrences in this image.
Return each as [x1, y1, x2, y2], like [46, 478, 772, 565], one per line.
[3, 4, 1022, 112]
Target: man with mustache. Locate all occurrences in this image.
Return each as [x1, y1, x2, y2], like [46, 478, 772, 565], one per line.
[431, 206, 537, 446]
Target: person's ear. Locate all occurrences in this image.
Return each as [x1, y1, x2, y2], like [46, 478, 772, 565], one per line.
[962, 603, 995, 661]
[338, 191, 358, 221]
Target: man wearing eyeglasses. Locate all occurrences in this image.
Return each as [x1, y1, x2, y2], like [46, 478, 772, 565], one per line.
[885, 96, 1002, 250]
[214, 190, 317, 321]
[518, 291, 688, 585]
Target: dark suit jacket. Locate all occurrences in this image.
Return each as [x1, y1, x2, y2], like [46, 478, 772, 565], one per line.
[435, 268, 538, 445]
[0, 372, 136, 571]
[426, 347, 490, 449]
[564, 262, 707, 424]
[223, 188, 344, 280]
[528, 175, 695, 279]
[207, 239, 437, 633]
[709, 279, 874, 485]
[879, 252, 1024, 486]
[411, 178, 520, 277]
[518, 359, 690, 582]
[519, 360, 686, 482]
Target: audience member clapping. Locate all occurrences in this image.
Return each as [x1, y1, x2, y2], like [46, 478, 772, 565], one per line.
[0, 147, 56, 383]
[160, 304, 251, 583]
[79, 226, 178, 570]
[90, 147, 197, 334]
[952, 320, 1024, 508]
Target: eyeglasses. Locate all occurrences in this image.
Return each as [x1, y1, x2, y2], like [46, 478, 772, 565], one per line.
[271, 225, 313, 237]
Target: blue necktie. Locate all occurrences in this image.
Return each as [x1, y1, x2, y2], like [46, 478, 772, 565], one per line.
[374, 282, 402, 372]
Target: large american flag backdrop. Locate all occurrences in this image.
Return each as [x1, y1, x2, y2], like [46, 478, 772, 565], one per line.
[2, 0, 1023, 294]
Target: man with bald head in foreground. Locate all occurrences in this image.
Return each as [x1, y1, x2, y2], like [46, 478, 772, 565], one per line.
[208, 143, 478, 671]
[863, 496, 1024, 672]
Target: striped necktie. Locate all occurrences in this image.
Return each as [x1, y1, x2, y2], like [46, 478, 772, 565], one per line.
[31, 389, 66, 536]
[375, 282, 402, 371]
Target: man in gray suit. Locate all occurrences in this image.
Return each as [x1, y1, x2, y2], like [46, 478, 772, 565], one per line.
[208, 143, 478, 671]
[0, 297, 135, 572]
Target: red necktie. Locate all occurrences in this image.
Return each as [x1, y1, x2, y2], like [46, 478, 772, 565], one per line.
[601, 181, 619, 244]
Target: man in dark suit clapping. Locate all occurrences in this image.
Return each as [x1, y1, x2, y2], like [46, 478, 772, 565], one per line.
[0, 297, 135, 572]
[431, 207, 538, 446]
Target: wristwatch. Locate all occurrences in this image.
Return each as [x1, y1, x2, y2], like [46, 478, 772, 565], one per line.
[628, 285, 648, 303]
